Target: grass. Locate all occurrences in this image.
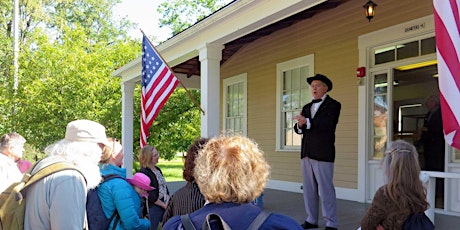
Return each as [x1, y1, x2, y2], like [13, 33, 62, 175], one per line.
[157, 157, 185, 182]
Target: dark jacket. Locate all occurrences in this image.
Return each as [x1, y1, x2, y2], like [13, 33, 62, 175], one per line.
[139, 166, 170, 207]
[294, 95, 341, 162]
[420, 107, 445, 171]
[162, 202, 303, 230]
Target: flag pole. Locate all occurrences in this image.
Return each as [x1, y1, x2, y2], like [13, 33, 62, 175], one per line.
[140, 29, 206, 116]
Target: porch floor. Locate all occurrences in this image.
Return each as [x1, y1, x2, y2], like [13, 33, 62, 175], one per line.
[167, 181, 460, 229]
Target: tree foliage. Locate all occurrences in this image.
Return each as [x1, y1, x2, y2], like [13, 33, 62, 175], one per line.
[0, 0, 204, 163]
[0, 0, 138, 160]
[157, 0, 229, 35]
[150, 88, 201, 160]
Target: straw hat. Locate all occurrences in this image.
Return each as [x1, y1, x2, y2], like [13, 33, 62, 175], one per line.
[65, 120, 110, 146]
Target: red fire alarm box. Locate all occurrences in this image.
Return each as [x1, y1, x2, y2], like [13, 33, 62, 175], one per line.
[357, 67, 366, 78]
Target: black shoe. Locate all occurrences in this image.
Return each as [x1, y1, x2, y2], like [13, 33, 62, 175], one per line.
[325, 227, 337, 230]
[301, 221, 318, 229]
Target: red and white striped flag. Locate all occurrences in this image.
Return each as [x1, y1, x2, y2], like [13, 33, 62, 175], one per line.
[140, 35, 179, 148]
[433, 0, 460, 149]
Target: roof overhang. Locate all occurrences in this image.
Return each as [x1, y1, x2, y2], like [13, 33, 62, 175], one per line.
[112, 0, 327, 83]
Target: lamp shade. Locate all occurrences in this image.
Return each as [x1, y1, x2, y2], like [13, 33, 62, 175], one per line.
[363, 0, 377, 22]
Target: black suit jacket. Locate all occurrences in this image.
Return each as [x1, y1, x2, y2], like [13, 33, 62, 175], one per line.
[294, 95, 341, 162]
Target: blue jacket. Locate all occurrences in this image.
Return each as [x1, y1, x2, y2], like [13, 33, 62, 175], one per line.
[99, 164, 150, 230]
[162, 202, 303, 230]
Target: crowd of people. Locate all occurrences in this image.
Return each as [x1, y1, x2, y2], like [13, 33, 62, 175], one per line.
[0, 74, 436, 230]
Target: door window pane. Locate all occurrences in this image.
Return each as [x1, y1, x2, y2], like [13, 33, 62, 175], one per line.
[373, 95, 388, 159]
[397, 41, 418, 60]
[373, 36, 435, 65]
[372, 73, 389, 159]
[421, 37, 436, 55]
[375, 46, 395, 65]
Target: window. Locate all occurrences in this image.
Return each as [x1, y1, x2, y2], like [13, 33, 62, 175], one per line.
[223, 73, 247, 135]
[454, 147, 460, 163]
[276, 55, 314, 150]
[372, 73, 389, 159]
[373, 36, 436, 66]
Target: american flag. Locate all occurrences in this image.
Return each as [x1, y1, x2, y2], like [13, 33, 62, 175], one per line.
[140, 35, 179, 148]
[433, 0, 460, 149]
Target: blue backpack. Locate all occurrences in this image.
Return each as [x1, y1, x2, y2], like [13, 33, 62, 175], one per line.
[86, 174, 122, 230]
[403, 212, 435, 230]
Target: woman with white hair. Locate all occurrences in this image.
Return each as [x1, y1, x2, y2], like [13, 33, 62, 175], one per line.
[0, 132, 26, 192]
[23, 119, 110, 230]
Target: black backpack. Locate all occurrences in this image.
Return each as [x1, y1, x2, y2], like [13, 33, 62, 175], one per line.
[86, 174, 122, 230]
[403, 212, 435, 230]
[180, 211, 271, 230]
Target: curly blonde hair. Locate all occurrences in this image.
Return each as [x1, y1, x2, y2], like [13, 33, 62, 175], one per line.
[194, 135, 270, 204]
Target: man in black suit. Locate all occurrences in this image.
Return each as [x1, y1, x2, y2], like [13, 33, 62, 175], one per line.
[293, 74, 341, 230]
[420, 95, 444, 172]
[420, 95, 444, 199]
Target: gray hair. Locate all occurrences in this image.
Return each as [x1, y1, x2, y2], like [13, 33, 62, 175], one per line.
[0, 132, 26, 148]
[45, 139, 102, 166]
[425, 95, 440, 105]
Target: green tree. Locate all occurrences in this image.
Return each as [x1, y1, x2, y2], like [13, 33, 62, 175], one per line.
[0, 0, 138, 160]
[157, 0, 229, 35]
[1, 0, 203, 163]
[149, 88, 201, 160]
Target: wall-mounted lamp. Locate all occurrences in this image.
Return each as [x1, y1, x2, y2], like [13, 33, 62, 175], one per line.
[363, 1, 377, 22]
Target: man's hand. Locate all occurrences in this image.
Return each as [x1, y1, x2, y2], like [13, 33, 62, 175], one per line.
[292, 114, 307, 127]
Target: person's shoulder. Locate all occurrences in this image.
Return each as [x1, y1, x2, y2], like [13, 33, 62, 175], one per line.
[326, 95, 341, 105]
[162, 215, 181, 230]
[372, 186, 388, 202]
[376, 185, 386, 193]
[155, 166, 164, 173]
[139, 167, 152, 175]
[100, 164, 127, 179]
[261, 213, 303, 229]
[48, 169, 86, 184]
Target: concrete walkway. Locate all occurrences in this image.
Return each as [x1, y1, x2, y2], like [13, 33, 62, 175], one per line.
[167, 181, 460, 229]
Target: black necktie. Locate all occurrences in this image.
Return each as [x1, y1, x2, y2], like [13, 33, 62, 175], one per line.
[312, 99, 322, 103]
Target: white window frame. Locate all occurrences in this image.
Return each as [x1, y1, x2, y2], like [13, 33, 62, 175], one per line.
[222, 73, 247, 136]
[275, 54, 314, 151]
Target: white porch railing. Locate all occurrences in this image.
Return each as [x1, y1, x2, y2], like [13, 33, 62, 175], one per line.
[421, 171, 460, 224]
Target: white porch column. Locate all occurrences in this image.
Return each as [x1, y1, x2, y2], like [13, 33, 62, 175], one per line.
[198, 43, 224, 138]
[122, 81, 135, 177]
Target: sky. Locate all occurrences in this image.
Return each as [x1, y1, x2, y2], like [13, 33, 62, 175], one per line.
[112, 0, 171, 43]
[112, 0, 234, 44]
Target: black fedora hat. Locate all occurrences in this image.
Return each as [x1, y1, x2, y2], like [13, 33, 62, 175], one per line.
[306, 74, 333, 92]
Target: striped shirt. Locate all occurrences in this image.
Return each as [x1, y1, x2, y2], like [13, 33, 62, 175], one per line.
[162, 181, 205, 223]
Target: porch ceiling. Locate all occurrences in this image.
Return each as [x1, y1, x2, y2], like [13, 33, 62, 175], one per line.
[172, 0, 351, 78]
